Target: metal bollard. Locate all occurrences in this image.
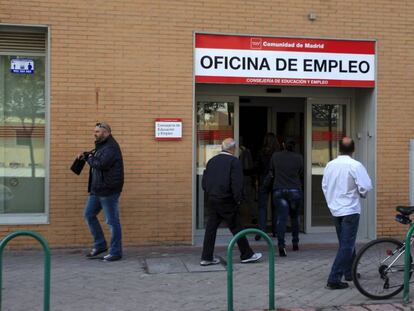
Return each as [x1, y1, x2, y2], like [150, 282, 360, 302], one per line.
[0, 230, 51, 311]
[226, 228, 275, 311]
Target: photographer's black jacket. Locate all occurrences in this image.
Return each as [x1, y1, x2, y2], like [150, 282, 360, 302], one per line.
[87, 135, 124, 196]
[202, 152, 243, 204]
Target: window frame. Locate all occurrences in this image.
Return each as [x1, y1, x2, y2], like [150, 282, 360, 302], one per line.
[0, 24, 50, 225]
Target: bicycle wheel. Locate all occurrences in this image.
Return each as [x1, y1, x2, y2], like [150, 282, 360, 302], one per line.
[352, 238, 412, 299]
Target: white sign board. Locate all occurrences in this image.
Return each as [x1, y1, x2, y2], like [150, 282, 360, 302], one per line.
[155, 118, 182, 140]
[10, 58, 34, 74]
[195, 34, 376, 87]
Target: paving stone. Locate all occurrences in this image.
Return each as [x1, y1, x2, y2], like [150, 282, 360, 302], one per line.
[277, 308, 316, 311]
[339, 306, 370, 311]
[390, 303, 413, 311]
[0, 246, 411, 311]
[362, 304, 404, 311]
[145, 257, 188, 274]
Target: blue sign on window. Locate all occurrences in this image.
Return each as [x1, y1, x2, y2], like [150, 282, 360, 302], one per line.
[10, 58, 34, 74]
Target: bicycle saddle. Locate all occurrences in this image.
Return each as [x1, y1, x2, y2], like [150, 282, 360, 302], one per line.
[396, 205, 414, 215]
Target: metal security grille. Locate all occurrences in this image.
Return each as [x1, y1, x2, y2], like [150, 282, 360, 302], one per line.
[0, 28, 46, 53]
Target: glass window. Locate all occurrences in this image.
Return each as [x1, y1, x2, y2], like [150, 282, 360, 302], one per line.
[196, 101, 234, 229]
[311, 104, 346, 226]
[0, 55, 46, 215]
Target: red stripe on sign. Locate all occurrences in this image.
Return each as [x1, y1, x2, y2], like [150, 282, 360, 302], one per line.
[155, 118, 182, 122]
[195, 76, 375, 88]
[197, 129, 234, 141]
[312, 131, 345, 141]
[195, 34, 375, 55]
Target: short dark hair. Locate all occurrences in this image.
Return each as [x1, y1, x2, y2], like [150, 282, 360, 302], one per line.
[339, 138, 355, 155]
[285, 140, 295, 152]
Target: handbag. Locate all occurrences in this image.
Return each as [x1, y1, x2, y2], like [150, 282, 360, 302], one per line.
[70, 149, 95, 175]
[70, 157, 86, 175]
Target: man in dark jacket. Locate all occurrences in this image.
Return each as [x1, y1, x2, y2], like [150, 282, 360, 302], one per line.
[80, 122, 124, 262]
[200, 138, 262, 266]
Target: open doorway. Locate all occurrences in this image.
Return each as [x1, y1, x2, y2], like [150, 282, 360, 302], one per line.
[238, 96, 305, 235]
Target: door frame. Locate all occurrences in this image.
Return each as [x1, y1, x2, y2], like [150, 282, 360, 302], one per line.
[193, 95, 240, 238]
[305, 97, 351, 233]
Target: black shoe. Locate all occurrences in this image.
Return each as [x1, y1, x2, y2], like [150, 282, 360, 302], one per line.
[102, 254, 122, 262]
[86, 248, 107, 258]
[325, 282, 349, 290]
[345, 273, 360, 282]
[254, 234, 261, 241]
[293, 244, 299, 251]
[279, 247, 287, 257]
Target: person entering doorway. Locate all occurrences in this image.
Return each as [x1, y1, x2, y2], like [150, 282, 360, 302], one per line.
[270, 140, 304, 256]
[256, 132, 279, 240]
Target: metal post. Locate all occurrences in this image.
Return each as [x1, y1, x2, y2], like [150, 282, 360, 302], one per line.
[0, 230, 51, 311]
[403, 224, 414, 304]
[226, 228, 275, 311]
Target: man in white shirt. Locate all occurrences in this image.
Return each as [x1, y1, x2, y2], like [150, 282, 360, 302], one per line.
[322, 137, 373, 290]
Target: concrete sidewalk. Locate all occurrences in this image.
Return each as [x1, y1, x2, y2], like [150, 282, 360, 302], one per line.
[1, 236, 413, 311]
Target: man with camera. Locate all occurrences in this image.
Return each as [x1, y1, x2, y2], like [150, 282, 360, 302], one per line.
[78, 122, 124, 262]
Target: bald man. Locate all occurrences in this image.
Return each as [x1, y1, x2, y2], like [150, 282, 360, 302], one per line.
[322, 137, 372, 289]
[200, 138, 262, 266]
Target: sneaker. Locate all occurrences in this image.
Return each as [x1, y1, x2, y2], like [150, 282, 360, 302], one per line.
[241, 252, 262, 263]
[86, 248, 107, 258]
[102, 254, 122, 262]
[292, 244, 299, 251]
[279, 247, 287, 257]
[325, 282, 349, 290]
[200, 257, 220, 266]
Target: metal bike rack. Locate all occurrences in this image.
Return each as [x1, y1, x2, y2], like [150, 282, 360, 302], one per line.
[0, 230, 51, 311]
[226, 228, 275, 311]
[403, 225, 414, 304]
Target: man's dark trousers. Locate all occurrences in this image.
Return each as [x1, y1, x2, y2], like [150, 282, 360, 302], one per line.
[328, 213, 359, 284]
[201, 200, 254, 261]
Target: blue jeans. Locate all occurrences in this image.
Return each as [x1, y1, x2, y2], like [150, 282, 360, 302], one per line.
[84, 193, 122, 257]
[257, 178, 275, 235]
[273, 189, 302, 248]
[328, 213, 359, 284]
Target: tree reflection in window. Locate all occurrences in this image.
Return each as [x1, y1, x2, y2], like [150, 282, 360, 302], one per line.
[1, 56, 45, 177]
[197, 102, 233, 126]
[312, 104, 345, 162]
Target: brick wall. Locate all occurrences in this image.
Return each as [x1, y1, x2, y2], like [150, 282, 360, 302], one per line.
[0, 0, 413, 248]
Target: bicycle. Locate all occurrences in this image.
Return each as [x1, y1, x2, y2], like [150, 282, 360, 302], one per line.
[352, 205, 414, 300]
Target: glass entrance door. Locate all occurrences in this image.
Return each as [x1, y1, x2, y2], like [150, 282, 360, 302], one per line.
[195, 96, 238, 230]
[305, 98, 350, 232]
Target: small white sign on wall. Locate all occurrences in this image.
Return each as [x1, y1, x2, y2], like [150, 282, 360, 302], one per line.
[10, 58, 34, 74]
[155, 118, 182, 140]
